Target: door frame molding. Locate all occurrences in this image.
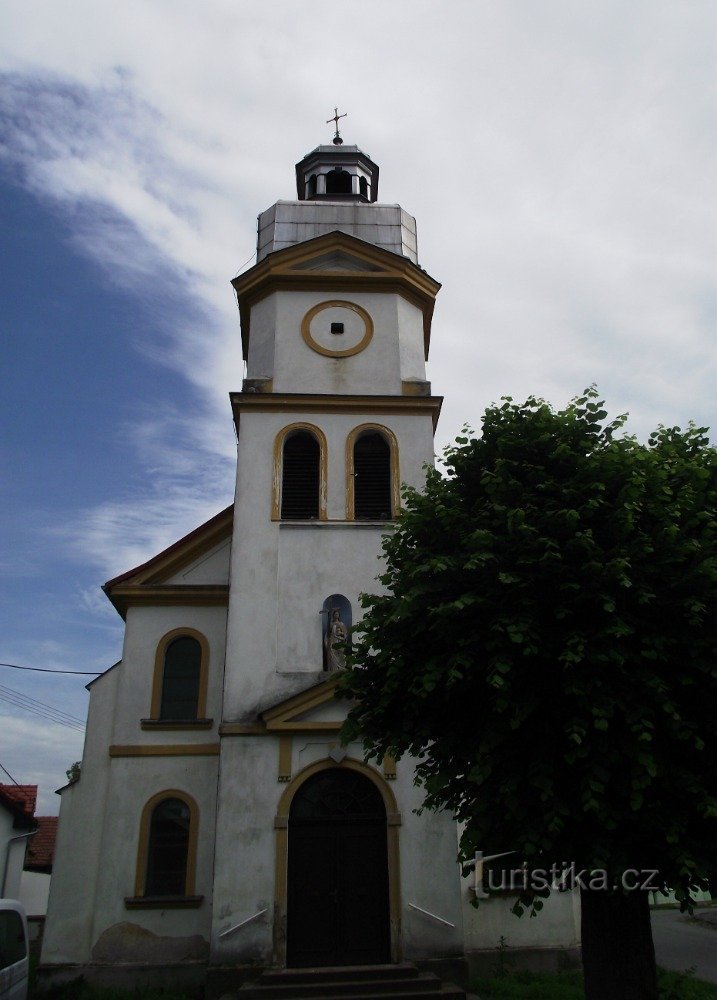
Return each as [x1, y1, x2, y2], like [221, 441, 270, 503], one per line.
[273, 757, 402, 966]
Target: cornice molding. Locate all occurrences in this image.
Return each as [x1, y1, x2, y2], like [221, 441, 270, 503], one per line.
[231, 231, 440, 361]
[231, 392, 443, 434]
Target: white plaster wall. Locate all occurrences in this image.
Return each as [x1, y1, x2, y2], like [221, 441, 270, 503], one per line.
[112, 604, 228, 744]
[0, 808, 27, 899]
[247, 290, 426, 396]
[245, 296, 276, 381]
[87, 755, 218, 952]
[42, 666, 119, 963]
[224, 408, 436, 719]
[462, 887, 581, 952]
[18, 871, 50, 917]
[164, 540, 231, 585]
[211, 737, 279, 965]
[212, 734, 464, 965]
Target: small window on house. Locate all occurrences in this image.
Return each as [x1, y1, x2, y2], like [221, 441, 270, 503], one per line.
[308, 173, 317, 197]
[326, 169, 352, 195]
[282, 430, 320, 519]
[359, 176, 368, 199]
[354, 432, 392, 519]
[145, 797, 190, 896]
[160, 636, 201, 719]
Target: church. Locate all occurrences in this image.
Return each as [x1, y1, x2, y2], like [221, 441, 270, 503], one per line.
[41, 129, 579, 994]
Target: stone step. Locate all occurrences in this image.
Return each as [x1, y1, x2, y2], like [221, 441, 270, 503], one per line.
[229, 965, 468, 1000]
[259, 964, 420, 986]
[237, 972, 444, 998]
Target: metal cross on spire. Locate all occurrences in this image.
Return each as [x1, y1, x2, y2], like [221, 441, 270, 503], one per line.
[326, 106, 347, 145]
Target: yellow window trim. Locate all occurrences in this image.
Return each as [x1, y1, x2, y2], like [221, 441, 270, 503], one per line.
[149, 628, 210, 722]
[272, 423, 328, 521]
[345, 423, 400, 521]
[133, 789, 200, 899]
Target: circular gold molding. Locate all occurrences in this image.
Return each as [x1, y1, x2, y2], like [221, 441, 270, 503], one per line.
[301, 300, 374, 358]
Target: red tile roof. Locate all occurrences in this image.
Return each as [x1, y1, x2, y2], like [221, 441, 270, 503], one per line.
[0, 784, 37, 822]
[25, 816, 58, 872]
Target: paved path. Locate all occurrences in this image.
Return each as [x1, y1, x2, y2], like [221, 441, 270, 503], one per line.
[651, 908, 717, 984]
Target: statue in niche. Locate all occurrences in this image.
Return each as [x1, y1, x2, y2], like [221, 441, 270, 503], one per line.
[323, 609, 348, 672]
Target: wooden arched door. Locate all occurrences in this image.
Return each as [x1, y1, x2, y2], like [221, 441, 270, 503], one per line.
[286, 768, 390, 967]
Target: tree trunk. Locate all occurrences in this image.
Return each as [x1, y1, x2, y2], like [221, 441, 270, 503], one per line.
[580, 888, 658, 1000]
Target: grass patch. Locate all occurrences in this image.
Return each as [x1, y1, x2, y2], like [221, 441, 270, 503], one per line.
[472, 969, 717, 999]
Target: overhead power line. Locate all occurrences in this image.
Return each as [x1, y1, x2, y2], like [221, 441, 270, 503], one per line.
[0, 661, 101, 676]
[0, 683, 86, 733]
[0, 762, 19, 785]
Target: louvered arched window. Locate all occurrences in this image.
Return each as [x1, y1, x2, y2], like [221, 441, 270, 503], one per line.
[353, 431, 392, 520]
[282, 430, 321, 519]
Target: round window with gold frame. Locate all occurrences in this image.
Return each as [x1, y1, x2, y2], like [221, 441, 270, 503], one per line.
[301, 300, 374, 358]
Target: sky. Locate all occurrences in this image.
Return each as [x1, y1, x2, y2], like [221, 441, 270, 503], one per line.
[1, 1, 715, 813]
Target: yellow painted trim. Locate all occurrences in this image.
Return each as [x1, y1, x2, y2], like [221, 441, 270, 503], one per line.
[300, 300, 374, 358]
[233, 393, 443, 435]
[345, 423, 401, 521]
[383, 754, 397, 780]
[109, 744, 219, 757]
[219, 722, 265, 735]
[265, 721, 342, 732]
[230, 231, 440, 361]
[272, 423, 328, 522]
[261, 676, 341, 723]
[273, 757, 402, 966]
[149, 628, 210, 721]
[278, 736, 292, 782]
[108, 585, 229, 619]
[133, 789, 199, 899]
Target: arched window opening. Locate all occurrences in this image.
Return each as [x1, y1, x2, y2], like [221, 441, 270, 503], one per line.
[282, 431, 321, 519]
[322, 595, 352, 672]
[160, 636, 201, 720]
[145, 797, 190, 896]
[354, 432, 392, 520]
[308, 173, 317, 197]
[359, 176, 368, 199]
[325, 169, 352, 195]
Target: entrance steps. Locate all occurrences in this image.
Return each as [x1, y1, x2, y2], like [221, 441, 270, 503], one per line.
[214, 963, 470, 1000]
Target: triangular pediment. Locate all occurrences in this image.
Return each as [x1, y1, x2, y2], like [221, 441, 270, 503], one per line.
[259, 675, 348, 732]
[289, 250, 384, 274]
[102, 506, 233, 619]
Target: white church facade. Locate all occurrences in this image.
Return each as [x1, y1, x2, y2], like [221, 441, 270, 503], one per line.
[41, 137, 580, 991]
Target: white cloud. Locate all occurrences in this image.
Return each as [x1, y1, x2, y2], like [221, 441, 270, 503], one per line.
[0, 3, 716, 797]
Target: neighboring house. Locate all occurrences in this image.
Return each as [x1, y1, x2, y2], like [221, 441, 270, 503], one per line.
[42, 138, 580, 990]
[20, 815, 57, 948]
[0, 785, 37, 900]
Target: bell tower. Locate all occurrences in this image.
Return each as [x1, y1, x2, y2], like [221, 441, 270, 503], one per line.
[211, 130, 463, 968]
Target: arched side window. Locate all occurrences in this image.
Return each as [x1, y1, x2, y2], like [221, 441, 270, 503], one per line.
[346, 425, 400, 521]
[272, 424, 328, 521]
[308, 173, 317, 198]
[359, 176, 368, 199]
[326, 169, 352, 195]
[131, 791, 199, 902]
[322, 594, 352, 672]
[149, 629, 209, 722]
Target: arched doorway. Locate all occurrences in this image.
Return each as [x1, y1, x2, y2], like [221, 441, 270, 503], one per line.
[286, 767, 391, 967]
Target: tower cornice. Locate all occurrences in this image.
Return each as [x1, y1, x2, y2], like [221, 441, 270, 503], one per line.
[231, 231, 440, 362]
[230, 392, 443, 434]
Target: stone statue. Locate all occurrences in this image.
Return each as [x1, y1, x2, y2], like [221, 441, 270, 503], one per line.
[324, 609, 348, 672]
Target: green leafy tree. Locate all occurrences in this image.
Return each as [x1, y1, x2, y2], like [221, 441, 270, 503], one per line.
[340, 390, 717, 1000]
[65, 761, 81, 784]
